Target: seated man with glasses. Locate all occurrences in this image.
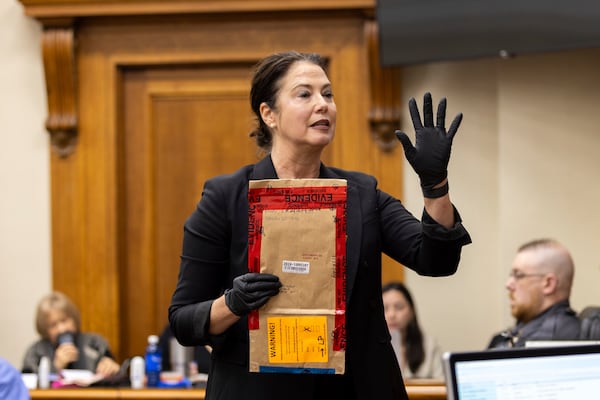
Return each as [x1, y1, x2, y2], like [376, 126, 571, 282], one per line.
[487, 238, 580, 349]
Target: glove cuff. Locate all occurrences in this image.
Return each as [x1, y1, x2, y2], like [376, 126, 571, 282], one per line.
[224, 289, 245, 317]
[422, 181, 449, 198]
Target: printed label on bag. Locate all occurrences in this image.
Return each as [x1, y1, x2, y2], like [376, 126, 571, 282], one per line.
[267, 316, 328, 363]
[282, 260, 310, 274]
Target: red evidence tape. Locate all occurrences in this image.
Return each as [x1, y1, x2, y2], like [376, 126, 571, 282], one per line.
[247, 184, 347, 351]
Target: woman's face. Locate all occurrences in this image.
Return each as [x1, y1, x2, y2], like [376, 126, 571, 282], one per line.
[262, 60, 337, 152]
[383, 289, 413, 334]
[45, 309, 77, 344]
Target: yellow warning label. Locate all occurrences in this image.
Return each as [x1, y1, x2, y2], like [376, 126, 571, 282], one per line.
[267, 316, 328, 364]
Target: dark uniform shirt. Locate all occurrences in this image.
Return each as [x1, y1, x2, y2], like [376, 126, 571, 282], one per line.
[487, 300, 580, 349]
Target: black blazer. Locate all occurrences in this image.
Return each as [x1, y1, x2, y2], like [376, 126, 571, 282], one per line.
[169, 155, 471, 400]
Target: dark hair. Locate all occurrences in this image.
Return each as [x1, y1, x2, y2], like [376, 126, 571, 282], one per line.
[382, 281, 425, 374]
[249, 51, 329, 152]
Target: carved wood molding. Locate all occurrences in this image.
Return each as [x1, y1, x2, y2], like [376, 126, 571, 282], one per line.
[365, 19, 401, 152]
[42, 23, 78, 157]
[19, 0, 374, 18]
[19, 0, 377, 158]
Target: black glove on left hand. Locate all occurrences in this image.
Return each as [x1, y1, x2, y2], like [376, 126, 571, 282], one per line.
[395, 92, 463, 198]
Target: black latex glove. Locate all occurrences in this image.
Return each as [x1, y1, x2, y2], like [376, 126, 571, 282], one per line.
[224, 272, 282, 316]
[395, 92, 463, 198]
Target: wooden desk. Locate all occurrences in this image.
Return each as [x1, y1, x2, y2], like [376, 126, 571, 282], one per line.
[405, 385, 447, 400]
[404, 379, 447, 400]
[30, 388, 206, 399]
[31, 383, 445, 400]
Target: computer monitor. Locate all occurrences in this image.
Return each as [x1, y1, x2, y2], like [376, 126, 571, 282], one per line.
[443, 344, 600, 400]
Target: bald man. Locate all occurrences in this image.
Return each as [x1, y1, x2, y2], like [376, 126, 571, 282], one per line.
[487, 239, 581, 349]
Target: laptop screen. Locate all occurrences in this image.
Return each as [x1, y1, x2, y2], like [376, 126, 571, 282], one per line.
[443, 344, 600, 400]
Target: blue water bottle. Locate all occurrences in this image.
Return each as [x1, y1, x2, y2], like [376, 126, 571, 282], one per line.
[145, 334, 162, 387]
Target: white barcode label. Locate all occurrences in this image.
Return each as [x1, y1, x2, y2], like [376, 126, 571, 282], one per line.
[282, 260, 310, 274]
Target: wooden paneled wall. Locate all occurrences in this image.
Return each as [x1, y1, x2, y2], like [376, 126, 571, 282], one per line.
[19, 0, 404, 362]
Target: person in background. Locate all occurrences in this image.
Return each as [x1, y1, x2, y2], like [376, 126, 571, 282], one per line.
[0, 357, 30, 400]
[382, 282, 443, 380]
[22, 291, 121, 376]
[158, 324, 211, 374]
[168, 50, 471, 400]
[487, 238, 580, 348]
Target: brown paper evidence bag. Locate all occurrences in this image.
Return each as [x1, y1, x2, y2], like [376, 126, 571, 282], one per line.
[247, 179, 348, 374]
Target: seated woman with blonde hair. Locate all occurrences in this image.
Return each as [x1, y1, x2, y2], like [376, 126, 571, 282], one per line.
[22, 291, 120, 377]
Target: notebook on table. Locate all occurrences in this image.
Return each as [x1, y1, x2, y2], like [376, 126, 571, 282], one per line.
[443, 344, 600, 400]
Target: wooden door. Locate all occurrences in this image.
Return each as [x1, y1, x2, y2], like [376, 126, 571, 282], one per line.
[72, 13, 379, 362]
[119, 63, 263, 358]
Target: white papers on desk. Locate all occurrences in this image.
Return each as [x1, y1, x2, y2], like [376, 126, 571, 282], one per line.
[59, 369, 104, 386]
[21, 373, 38, 389]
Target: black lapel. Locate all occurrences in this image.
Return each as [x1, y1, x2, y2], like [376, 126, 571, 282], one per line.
[249, 154, 278, 180]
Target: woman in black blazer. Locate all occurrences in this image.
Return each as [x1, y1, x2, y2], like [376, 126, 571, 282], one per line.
[169, 51, 471, 400]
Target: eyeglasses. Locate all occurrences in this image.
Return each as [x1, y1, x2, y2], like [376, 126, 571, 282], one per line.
[508, 270, 546, 280]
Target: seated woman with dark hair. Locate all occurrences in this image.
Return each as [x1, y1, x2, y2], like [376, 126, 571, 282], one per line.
[382, 282, 443, 380]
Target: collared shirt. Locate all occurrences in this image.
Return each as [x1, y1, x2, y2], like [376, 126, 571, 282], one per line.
[0, 358, 30, 400]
